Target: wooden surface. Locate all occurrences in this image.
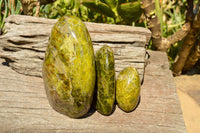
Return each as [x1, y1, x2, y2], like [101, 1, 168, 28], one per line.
[0, 15, 151, 82]
[0, 50, 186, 133]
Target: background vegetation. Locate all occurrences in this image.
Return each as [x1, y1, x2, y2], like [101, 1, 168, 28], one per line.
[0, 0, 200, 75]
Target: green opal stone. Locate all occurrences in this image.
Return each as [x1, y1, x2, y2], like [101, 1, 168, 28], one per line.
[95, 46, 115, 115]
[42, 16, 96, 118]
[116, 67, 140, 112]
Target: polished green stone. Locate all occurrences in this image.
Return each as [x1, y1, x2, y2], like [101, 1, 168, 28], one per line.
[116, 67, 140, 112]
[95, 46, 115, 115]
[42, 16, 96, 118]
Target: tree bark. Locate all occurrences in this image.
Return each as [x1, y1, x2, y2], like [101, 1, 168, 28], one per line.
[183, 39, 200, 72]
[132, 0, 200, 75]
[173, 0, 200, 76]
[173, 29, 198, 76]
[183, 1, 200, 72]
[186, 0, 195, 22]
[141, 0, 162, 50]
[141, 0, 191, 51]
[160, 23, 191, 51]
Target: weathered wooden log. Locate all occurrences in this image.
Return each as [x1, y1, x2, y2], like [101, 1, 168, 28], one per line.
[0, 51, 186, 132]
[0, 15, 187, 132]
[0, 15, 151, 81]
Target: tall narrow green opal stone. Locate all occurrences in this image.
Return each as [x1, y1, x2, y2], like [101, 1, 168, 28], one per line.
[95, 46, 115, 115]
[116, 67, 141, 112]
[42, 16, 96, 118]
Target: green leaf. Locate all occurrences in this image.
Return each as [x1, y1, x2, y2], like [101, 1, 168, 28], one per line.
[100, 0, 117, 9]
[155, 0, 163, 35]
[11, 3, 15, 15]
[0, 0, 3, 22]
[82, 0, 115, 17]
[118, 1, 142, 23]
[44, 4, 50, 14]
[1, 0, 8, 29]
[64, 0, 73, 7]
[72, 0, 80, 15]
[15, 0, 22, 14]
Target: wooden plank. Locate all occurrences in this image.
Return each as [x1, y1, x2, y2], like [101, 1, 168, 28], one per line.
[0, 15, 150, 81]
[4, 15, 151, 44]
[0, 51, 186, 132]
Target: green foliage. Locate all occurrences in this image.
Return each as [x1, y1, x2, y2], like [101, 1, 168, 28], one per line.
[34, 0, 142, 25]
[162, 0, 186, 38]
[162, 0, 187, 66]
[81, 1, 115, 18]
[155, 0, 163, 35]
[82, 0, 142, 25]
[9, 0, 21, 15]
[37, 0, 114, 24]
[34, 0, 79, 19]
[0, 0, 21, 34]
[0, 0, 8, 34]
[101, 0, 117, 9]
[118, 1, 142, 25]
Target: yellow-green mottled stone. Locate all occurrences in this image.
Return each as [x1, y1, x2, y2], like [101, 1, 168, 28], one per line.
[116, 67, 140, 112]
[42, 16, 96, 118]
[95, 46, 115, 115]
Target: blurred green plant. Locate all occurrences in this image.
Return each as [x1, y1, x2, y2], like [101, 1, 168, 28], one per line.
[0, 0, 8, 34]
[33, 0, 78, 18]
[162, 0, 187, 66]
[147, 0, 187, 66]
[81, 0, 142, 25]
[162, 0, 187, 38]
[35, 0, 113, 24]
[0, 0, 21, 34]
[34, 0, 85, 19]
[9, 0, 21, 15]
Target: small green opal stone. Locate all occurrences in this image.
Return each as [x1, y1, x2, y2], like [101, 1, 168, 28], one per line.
[42, 16, 96, 118]
[95, 46, 115, 115]
[116, 67, 141, 112]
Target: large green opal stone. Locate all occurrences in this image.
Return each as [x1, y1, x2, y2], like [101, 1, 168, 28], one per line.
[95, 46, 115, 115]
[116, 67, 140, 112]
[42, 16, 96, 118]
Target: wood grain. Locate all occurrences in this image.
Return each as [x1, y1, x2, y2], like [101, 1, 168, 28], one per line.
[0, 51, 186, 132]
[0, 15, 151, 82]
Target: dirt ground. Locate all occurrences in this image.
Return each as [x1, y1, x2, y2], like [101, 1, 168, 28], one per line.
[174, 74, 200, 133]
